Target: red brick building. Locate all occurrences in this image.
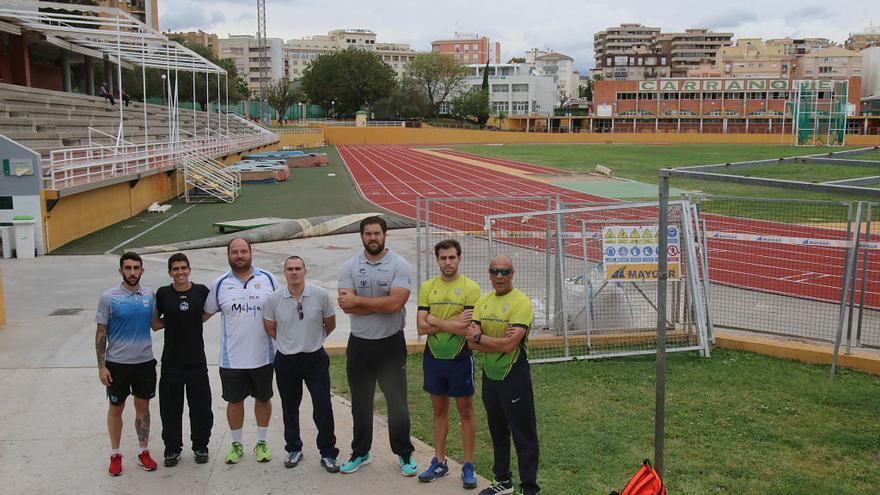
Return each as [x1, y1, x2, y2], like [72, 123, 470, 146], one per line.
[431, 34, 500, 65]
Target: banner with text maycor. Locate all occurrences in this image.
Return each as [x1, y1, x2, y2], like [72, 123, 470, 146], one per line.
[602, 225, 681, 281]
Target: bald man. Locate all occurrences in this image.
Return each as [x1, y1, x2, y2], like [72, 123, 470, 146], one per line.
[205, 238, 279, 464]
[467, 256, 540, 495]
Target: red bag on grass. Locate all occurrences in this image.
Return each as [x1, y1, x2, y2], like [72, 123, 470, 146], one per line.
[609, 459, 666, 495]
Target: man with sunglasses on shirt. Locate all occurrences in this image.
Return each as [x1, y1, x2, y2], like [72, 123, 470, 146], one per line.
[468, 255, 540, 495]
[263, 256, 340, 472]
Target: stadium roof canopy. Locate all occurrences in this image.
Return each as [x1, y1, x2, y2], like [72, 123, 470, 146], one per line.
[0, 1, 225, 74]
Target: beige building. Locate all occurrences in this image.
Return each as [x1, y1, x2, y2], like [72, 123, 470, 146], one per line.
[716, 38, 795, 78]
[660, 28, 733, 77]
[525, 50, 581, 101]
[765, 37, 834, 56]
[794, 46, 862, 79]
[845, 26, 880, 52]
[593, 23, 663, 79]
[218, 35, 285, 96]
[287, 29, 419, 80]
[165, 30, 220, 58]
[96, 0, 159, 30]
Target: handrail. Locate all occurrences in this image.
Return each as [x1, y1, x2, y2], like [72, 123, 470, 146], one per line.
[43, 131, 277, 190]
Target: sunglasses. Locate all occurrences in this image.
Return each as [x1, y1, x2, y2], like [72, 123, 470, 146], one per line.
[488, 268, 513, 277]
[296, 300, 304, 320]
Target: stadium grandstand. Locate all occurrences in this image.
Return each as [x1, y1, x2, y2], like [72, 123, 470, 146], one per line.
[0, 1, 278, 254]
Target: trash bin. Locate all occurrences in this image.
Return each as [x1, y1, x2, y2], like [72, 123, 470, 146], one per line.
[0, 226, 11, 259]
[12, 216, 35, 259]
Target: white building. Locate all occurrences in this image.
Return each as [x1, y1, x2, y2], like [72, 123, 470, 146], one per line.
[861, 46, 880, 99]
[440, 64, 557, 116]
[525, 50, 581, 104]
[218, 35, 284, 96]
[286, 29, 419, 80]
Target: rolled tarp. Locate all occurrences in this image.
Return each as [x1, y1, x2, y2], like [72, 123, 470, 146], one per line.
[132, 212, 414, 254]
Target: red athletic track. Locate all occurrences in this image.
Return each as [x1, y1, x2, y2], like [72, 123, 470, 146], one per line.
[337, 145, 879, 309]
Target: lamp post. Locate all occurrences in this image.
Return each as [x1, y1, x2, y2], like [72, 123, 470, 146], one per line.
[331, 100, 335, 120]
[160, 73, 167, 104]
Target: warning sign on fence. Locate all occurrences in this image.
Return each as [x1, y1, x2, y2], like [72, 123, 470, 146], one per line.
[602, 225, 681, 281]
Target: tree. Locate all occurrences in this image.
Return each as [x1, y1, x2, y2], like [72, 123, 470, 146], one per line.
[300, 49, 396, 116]
[579, 73, 602, 100]
[507, 57, 526, 64]
[372, 78, 431, 119]
[407, 53, 470, 117]
[450, 88, 489, 125]
[267, 78, 300, 121]
[476, 60, 490, 128]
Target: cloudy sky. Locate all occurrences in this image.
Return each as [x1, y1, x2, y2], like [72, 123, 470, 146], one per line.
[158, 0, 879, 73]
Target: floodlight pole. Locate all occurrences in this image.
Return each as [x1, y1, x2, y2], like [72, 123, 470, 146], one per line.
[655, 171, 670, 477]
[256, 0, 270, 125]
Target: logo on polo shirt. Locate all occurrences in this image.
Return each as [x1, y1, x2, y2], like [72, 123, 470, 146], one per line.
[502, 303, 510, 313]
[179, 301, 189, 312]
[359, 268, 367, 275]
[143, 299, 150, 307]
[455, 288, 462, 296]
[231, 302, 262, 316]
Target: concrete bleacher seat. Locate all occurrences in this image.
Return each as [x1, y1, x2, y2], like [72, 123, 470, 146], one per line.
[0, 82, 254, 157]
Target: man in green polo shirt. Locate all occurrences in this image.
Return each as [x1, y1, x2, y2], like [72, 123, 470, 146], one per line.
[416, 239, 481, 488]
[467, 255, 539, 495]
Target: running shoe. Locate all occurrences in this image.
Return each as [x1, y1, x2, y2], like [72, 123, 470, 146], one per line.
[284, 450, 303, 468]
[225, 442, 244, 464]
[399, 454, 419, 477]
[478, 479, 514, 495]
[137, 450, 158, 471]
[462, 462, 477, 489]
[321, 456, 340, 473]
[108, 454, 123, 477]
[254, 440, 271, 462]
[418, 456, 449, 482]
[339, 453, 371, 474]
[193, 449, 209, 464]
[164, 451, 181, 467]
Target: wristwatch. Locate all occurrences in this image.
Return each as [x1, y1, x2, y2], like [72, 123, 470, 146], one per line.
[473, 332, 482, 343]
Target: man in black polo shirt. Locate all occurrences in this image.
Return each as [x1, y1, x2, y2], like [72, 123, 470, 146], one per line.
[152, 253, 213, 467]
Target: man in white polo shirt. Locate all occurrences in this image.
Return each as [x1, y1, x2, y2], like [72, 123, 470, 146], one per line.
[263, 255, 340, 473]
[205, 237, 279, 465]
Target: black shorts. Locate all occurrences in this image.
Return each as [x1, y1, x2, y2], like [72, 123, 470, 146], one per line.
[106, 359, 157, 405]
[219, 364, 274, 403]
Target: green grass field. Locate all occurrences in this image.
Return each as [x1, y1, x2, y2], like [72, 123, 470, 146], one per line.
[329, 349, 880, 494]
[55, 147, 385, 254]
[451, 144, 878, 202]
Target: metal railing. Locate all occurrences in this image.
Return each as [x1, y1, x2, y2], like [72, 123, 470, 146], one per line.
[181, 147, 241, 203]
[43, 125, 277, 190]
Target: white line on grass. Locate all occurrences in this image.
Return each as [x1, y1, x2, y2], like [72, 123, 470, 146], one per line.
[104, 204, 197, 255]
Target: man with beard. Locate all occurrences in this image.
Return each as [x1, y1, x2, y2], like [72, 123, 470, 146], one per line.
[337, 216, 417, 476]
[152, 253, 213, 467]
[205, 238, 279, 464]
[416, 239, 481, 488]
[96, 252, 158, 476]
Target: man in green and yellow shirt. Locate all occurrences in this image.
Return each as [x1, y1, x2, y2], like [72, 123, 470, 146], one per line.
[467, 255, 540, 495]
[416, 239, 481, 488]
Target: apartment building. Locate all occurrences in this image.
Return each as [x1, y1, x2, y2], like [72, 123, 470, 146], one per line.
[431, 33, 501, 65]
[286, 29, 418, 80]
[660, 28, 733, 77]
[439, 64, 556, 116]
[845, 27, 880, 51]
[716, 38, 794, 78]
[794, 46, 862, 79]
[97, 0, 159, 30]
[165, 30, 220, 58]
[218, 35, 284, 96]
[861, 46, 880, 99]
[593, 23, 666, 80]
[764, 38, 835, 57]
[524, 49, 581, 102]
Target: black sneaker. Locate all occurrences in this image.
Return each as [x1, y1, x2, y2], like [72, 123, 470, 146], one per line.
[193, 449, 209, 464]
[478, 479, 514, 495]
[164, 452, 181, 467]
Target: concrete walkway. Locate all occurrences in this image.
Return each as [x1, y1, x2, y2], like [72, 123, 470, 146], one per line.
[0, 229, 485, 494]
